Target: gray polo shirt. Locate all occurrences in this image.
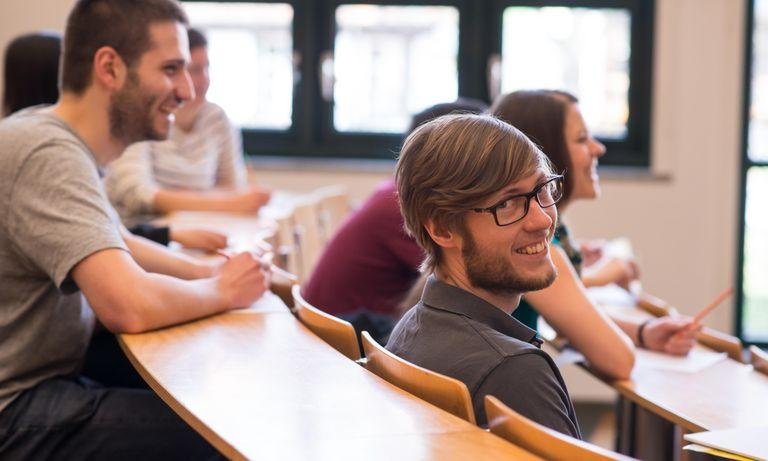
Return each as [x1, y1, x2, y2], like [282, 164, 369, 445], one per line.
[386, 276, 580, 437]
[0, 109, 127, 413]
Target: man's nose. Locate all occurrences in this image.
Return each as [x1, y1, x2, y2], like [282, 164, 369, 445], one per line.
[176, 70, 195, 103]
[524, 197, 555, 230]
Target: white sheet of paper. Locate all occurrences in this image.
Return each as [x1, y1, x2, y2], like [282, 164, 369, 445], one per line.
[636, 347, 727, 373]
[685, 427, 768, 461]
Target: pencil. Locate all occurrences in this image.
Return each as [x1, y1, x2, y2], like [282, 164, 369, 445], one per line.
[217, 249, 275, 272]
[692, 287, 734, 325]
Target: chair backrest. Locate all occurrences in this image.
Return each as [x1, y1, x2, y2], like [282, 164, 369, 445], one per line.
[750, 345, 768, 375]
[291, 198, 324, 281]
[291, 284, 361, 360]
[635, 292, 677, 317]
[270, 266, 298, 311]
[484, 395, 635, 461]
[273, 213, 300, 277]
[697, 327, 744, 362]
[360, 331, 476, 424]
[313, 185, 350, 245]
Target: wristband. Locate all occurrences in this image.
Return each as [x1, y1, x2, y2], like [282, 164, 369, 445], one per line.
[637, 319, 651, 348]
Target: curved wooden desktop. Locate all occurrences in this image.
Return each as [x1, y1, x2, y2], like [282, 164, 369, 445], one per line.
[119, 293, 539, 460]
[597, 299, 768, 433]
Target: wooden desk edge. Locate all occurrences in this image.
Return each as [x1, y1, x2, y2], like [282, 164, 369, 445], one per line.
[117, 334, 246, 461]
[610, 378, 706, 433]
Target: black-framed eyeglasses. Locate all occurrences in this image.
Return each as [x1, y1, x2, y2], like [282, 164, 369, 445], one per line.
[471, 175, 564, 227]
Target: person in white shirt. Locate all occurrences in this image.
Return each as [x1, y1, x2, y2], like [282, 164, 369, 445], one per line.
[105, 27, 271, 226]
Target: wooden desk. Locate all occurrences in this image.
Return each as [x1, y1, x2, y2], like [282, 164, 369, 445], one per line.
[596, 302, 768, 432]
[120, 294, 539, 460]
[613, 356, 768, 432]
[154, 210, 277, 253]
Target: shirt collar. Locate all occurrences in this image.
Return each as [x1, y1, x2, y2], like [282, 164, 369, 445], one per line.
[420, 275, 542, 347]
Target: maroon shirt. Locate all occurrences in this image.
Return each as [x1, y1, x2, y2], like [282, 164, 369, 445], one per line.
[303, 179, 424, 317]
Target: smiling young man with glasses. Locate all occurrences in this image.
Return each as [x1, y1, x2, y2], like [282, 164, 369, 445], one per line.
[386, 113, 580, 436]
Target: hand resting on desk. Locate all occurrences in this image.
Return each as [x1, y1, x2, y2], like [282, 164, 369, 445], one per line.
[170, 227, 228, 252]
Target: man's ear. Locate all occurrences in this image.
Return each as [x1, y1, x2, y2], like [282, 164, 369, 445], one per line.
[424, 218, 461, 250]
[92, 46, 127, 91]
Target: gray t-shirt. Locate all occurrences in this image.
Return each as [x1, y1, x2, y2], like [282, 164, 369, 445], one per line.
[386, 276, 581, 437]
[0, 109, 127, 413]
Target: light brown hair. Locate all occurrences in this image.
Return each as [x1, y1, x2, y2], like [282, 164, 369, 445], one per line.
[395, 113, 552, 272]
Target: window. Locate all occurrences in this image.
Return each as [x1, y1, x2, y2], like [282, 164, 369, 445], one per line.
[183, 2, 294, 130]
[499, 7, 631, 139]
[181, 0, 654, 164]
[738, 0, 768, 345]
[331, 5, 459, 134]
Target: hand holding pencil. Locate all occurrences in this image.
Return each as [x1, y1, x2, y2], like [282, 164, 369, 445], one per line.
[638, 287, 732, 356]
[214, 248, 273, 310]
[690, 287, 734, 327]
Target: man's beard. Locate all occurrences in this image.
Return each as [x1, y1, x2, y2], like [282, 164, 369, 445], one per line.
[461, 229, 556, 296]
[109, 71, 165, 145]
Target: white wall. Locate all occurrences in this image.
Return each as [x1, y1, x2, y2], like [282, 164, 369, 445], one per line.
[0, 0, 747, 335]
[0, 0, 75, 95]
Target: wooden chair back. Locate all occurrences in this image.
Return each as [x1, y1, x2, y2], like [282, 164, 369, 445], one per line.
[291, 285, 361, 360]
[291, 198, 324, 281]
[635, 292, 678, 317]
[697, 327, 744, 362]
[484, 395, 635, 461]
[273, 213, 300, 277]
[269, 266, 298, 311]
[750, 345, 768, 375]
[313, 185, 350, 245]
[361, 331, 476, 424]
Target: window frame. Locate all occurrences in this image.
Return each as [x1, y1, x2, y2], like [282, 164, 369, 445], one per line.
[736, 0, 767, 347]
[182, 0, 655, 166]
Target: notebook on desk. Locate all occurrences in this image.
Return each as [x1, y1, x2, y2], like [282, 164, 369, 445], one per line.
[684, 427, 768, 461]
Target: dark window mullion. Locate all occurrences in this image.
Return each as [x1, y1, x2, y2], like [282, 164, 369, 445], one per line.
[737, 0, 757, 344]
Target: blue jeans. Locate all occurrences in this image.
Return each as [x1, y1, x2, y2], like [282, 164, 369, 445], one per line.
[0, 377, 220, 460]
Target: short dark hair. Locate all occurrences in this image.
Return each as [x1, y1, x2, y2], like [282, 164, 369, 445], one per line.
[2, 32, 61, 116]
[187, 27, 208, 50]
[407, 98, 489, 135]
[61, 0, 188, 95]
[490, 90, 578, 204]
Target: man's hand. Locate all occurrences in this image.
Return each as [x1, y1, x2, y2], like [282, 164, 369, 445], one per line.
[216, 252, 271, 310]
[228, 186, 271, 213]
[579, 240, 605, 267]
[641, 317, 700, 356]
[170, 228, 228, 252]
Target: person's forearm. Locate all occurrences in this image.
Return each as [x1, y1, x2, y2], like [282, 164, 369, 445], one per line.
[154, 188, 242, 213]
[612, 317, 642, 345]
[527, 247, 635, 379]
[116, 273, 228, 333]
[123, 231, 213, 280]
[553, 307, 635, 380]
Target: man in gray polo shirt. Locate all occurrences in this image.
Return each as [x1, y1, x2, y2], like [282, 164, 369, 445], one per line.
[0, 0, 268, 458]
[387, 113, 580, 437]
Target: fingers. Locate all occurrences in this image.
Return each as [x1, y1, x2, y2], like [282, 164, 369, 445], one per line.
[218, 251, 270, 309]
[664, 332, 697, 356]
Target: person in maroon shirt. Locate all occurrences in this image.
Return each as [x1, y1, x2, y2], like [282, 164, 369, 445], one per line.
[303, 99, 487, 341]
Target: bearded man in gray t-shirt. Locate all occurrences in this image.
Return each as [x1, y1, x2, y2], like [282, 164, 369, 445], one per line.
[0, 1, 270, 458]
